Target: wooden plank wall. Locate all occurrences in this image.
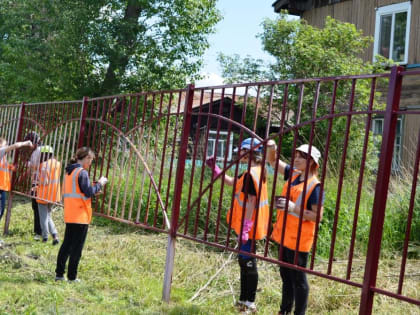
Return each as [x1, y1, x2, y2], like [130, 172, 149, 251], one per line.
[302, 0, 420, 64]
[302, 0, 420, 173]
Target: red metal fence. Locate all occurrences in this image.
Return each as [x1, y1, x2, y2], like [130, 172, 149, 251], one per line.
[1, 66, 419, 314]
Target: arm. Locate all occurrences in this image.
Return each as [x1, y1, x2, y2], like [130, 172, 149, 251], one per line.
[4, 140, 32, 153]
[292, 204, 323, 222]
[222, 174, 234, 186]
[266, 140, 287, 175]
[78, 170, 102, 198]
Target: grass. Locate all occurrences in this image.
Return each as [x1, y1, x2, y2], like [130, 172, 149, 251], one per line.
[0, 195, 419, 314]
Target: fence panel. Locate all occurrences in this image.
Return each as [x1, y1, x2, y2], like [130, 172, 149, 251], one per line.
[1, 67, 419, 313]
[80, 90, 187, 233]
[173, 69, 419, 312]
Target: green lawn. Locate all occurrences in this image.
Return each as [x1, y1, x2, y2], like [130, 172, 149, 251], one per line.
[0, 195, 418, 314]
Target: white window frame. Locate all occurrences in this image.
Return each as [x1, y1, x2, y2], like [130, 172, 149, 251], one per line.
[372, 117, 403, 171]
[207, 130, 233, 161]
[373, 1, 411, 64]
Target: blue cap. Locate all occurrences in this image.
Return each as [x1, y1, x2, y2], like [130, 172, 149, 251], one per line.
[235, 138, 262, 153]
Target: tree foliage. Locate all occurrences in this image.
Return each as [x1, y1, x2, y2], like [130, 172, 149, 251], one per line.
[218, 13, 393, 169]
[0, 0, 221, 103]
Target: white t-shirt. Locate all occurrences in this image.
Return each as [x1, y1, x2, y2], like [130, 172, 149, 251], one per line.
[0, 147, 6, 160]
[29, 147, 41, 185]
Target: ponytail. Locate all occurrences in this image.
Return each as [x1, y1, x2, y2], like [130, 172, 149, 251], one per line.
[250, 152, 267, 182]
[70, 147, 95, 164]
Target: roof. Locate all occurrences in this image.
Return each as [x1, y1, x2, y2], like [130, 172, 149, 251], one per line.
[272, 0, 348, 15]
[272, 0, 314, 15]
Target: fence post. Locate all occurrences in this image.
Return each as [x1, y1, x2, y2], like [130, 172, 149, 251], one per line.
[359, 66, 403, 314]
[3, 102, 26, 235]
[77, 96, 89, 148]
[162, 84, 195, 302]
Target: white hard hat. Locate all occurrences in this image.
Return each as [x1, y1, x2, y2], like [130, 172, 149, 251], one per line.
[296, 144, 321, 165]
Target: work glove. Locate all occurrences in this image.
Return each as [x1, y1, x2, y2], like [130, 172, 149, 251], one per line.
[239, 219, 253, 244]
[275, 196, 296, 213]
[205, 156, 222, 179]
[98, 176, 108, 186]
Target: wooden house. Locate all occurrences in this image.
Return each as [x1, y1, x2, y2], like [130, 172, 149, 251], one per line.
[273, 0, 420, 172]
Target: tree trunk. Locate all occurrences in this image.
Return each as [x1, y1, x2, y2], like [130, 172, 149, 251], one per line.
[99, 0, 142, 96]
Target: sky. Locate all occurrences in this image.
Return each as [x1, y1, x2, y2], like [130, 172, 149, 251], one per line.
[195, 0, 279, 87]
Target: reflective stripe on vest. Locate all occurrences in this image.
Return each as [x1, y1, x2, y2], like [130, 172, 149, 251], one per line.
[227, 165, 269, 240]
[63, 167, 92, 224]
[271, 173, 320, 252]
[37, 159, 61, 204]
[63, 168, 89, 200]
[282, 178, 318, 219]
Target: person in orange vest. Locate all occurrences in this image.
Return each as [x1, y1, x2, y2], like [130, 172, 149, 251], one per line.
[55, 147, 108, 282]
[0, 138, 32, 223]
[267, 141, 324, 315]
[206, 137, 269, 313]
[36, 145, 61, 245]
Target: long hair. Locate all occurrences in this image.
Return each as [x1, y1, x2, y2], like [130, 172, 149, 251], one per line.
[70, 147, 95, 164]
[248, 150, 267, 182]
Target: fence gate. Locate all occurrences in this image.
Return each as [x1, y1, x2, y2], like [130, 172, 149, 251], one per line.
[1, 66, 419, 314]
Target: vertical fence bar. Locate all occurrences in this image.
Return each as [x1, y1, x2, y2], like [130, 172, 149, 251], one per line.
[78, 97, 89, 148]
[359, 66, 403, 315]
[327, 79, 356, 274]
[162, 84, 194, 302]
[346, 78, 376, 279]
[3, 103, 25, 235]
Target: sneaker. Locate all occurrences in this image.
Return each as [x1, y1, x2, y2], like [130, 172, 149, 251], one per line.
[34, 235, 41, 241]
[235, 300, 246, 310]
[244, 301, 257, 313]
[52, 239, 59, 246]
[68, 279, 81, 283]
[42, 238, 48, 243]
[55, 276, 65, 281]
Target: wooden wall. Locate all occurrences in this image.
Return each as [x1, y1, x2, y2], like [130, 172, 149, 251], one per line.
[302, 0, 420, 64]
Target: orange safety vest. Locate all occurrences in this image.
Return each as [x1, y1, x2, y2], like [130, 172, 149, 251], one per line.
[227, 165, 269, 240]
[0, 156, 12, 191]
[63, 167, 92, 224]
[36, 159, 61, 204]
[271, 173, 320, 252]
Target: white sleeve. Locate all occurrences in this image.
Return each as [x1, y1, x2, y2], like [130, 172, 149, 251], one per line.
[0, 148, 6, 160]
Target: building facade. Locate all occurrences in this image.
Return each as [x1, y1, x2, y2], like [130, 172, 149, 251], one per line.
[273, 0, 420, 172]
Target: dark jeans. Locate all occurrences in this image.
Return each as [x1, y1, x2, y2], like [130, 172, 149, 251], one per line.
[32, 198, 42, 236]
[56, 223, 89, 280]
[0, 190, 6, 221]
[238, 240, 258, 303]
[279, 246, 309, 315]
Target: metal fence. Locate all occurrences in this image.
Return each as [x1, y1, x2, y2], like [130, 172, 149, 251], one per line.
[1, 66, 419, 314]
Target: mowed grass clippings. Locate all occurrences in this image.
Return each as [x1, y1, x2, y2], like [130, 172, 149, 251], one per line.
[0, 195, 418, 314]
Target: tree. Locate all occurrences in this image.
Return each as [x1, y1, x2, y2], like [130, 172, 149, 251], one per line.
[0, 0, 221, 103]
[218, 13, 391, 167]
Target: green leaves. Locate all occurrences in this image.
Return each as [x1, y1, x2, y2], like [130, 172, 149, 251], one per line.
[0, 0, 221, 103]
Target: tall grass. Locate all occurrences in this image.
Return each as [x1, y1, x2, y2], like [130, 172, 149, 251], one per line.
[0, 196, 419, 314]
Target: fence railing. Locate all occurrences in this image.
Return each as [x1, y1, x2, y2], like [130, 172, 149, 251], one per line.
[1, 66, 419, 314]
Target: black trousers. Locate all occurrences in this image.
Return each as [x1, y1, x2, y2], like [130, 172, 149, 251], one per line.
[238, 255, 258, 302]
[279, 246, 309, 315]
[32, 198, 42, 236]
[56, 223, 89, 280]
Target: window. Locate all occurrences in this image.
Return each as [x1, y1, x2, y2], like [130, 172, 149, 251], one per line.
[373, 2, 411, 64]
[207, 130, 233, 161]
[372, 117, 403, 171]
